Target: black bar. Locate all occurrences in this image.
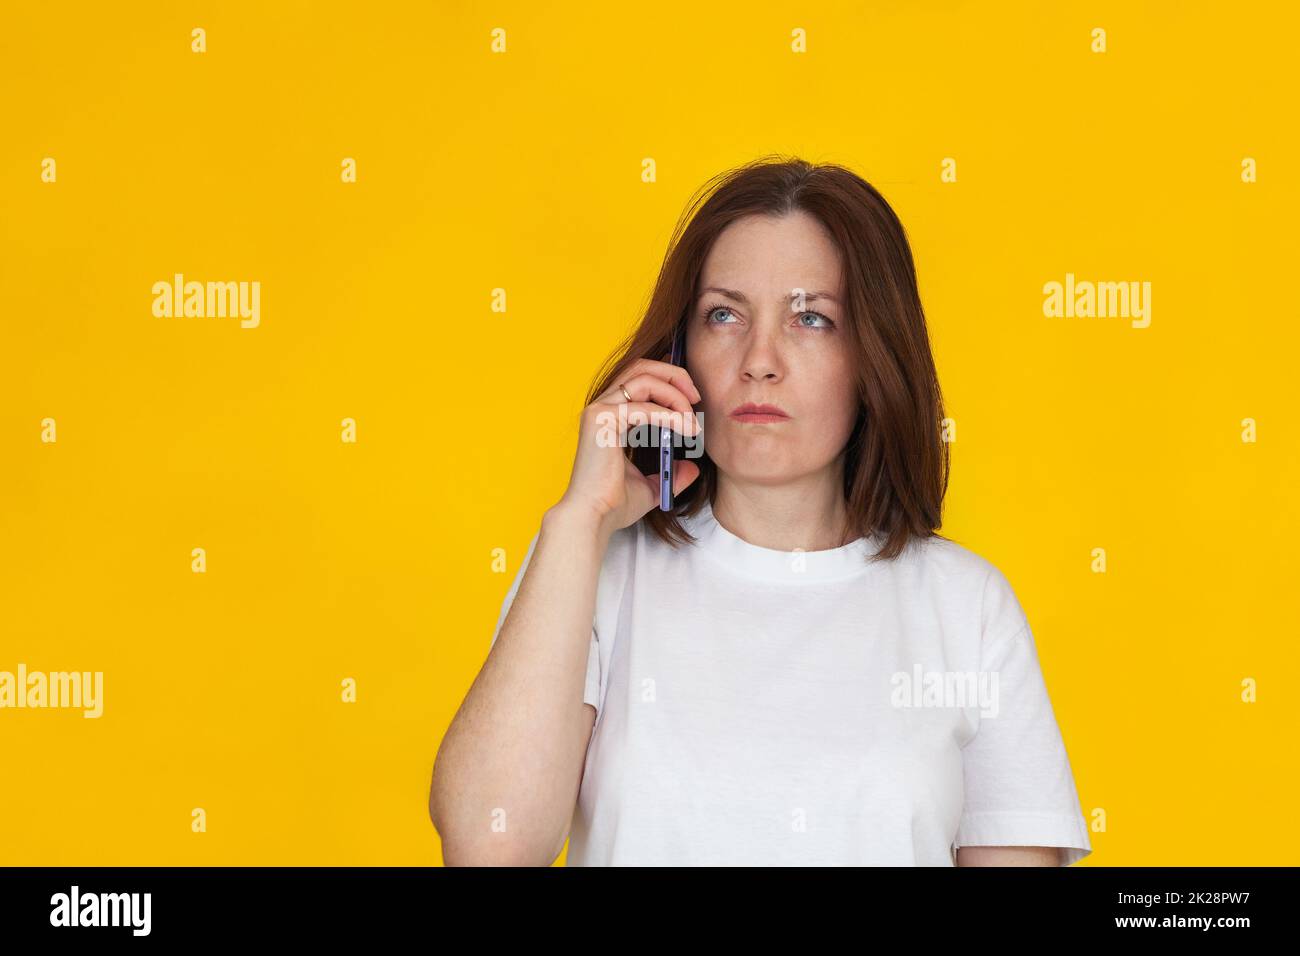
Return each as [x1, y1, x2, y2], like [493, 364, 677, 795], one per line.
[0, 866, 1292, 940]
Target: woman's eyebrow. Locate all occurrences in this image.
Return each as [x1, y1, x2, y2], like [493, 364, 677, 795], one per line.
[697, 286, 840, 305]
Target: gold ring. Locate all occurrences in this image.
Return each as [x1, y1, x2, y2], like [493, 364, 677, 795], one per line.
[619, 383, 632, 402]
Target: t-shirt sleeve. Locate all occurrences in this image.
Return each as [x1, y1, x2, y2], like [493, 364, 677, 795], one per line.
[489, 528, 602, 712]
[953, 565, 1093, 866]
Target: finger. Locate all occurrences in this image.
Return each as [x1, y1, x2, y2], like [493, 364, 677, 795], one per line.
[672, 458, 701, 496]
[599, 361, 700, 406]
[606, 372, 697, 418]
[609, 358, 702, 403]
[627, 457, 700, 518]
[623, 457, 658, 516]
[618, 401, 702, 437]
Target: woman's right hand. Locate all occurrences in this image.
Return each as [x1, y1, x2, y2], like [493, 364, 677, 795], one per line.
[554, 357, 703, 537]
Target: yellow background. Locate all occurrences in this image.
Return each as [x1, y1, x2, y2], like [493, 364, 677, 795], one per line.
[2, 0, 1296, 865]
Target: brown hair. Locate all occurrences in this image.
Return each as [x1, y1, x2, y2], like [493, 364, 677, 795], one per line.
[584, 154, 950, 562]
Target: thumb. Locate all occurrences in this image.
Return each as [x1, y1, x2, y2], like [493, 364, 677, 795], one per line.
[628, 459, 701, 518]
[672, 459, 701, 496]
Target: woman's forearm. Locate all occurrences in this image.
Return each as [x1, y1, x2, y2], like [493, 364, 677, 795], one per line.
[429, 501, 610, 866]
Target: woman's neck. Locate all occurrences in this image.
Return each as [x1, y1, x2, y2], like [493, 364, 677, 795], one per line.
[711, 475, 855, 553]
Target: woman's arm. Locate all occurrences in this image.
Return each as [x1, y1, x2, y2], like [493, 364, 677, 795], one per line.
[429, 356, 701, 866]
[428, 501, 610, 867]
[956, 846, 1061, 866]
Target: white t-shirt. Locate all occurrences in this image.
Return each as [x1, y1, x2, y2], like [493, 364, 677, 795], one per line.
[489, 499, 1092, 866]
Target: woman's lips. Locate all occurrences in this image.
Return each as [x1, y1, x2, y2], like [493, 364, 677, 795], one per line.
[730, 403, 791, 424]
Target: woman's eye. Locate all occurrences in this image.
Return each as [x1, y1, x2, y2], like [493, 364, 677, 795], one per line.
[702, 306, 832, 329]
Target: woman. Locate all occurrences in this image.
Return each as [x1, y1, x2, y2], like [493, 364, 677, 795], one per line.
[429, 156, 1092, 867]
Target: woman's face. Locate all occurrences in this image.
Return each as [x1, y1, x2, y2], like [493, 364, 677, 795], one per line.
[685, 210, 859, 489]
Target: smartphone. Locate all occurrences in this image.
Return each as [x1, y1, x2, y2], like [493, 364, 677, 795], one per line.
[659, 324, 686, 511]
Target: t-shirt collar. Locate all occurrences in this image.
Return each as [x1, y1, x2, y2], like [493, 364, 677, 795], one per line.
[679, 499, 879, 584]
